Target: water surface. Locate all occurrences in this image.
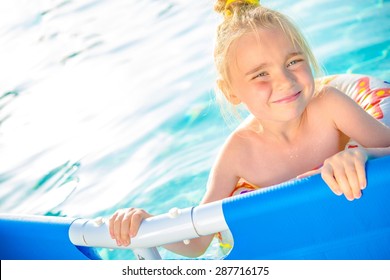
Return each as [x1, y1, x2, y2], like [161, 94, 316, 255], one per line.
[0, 0, 389, 259]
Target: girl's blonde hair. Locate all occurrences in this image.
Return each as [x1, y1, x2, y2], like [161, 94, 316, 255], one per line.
[213, 0, 322, 124]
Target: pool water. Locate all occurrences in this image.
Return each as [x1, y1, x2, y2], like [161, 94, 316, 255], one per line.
[0, 0, 389, 260]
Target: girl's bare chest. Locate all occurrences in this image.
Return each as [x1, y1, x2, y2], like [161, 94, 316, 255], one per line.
[240, 126, 343, 187]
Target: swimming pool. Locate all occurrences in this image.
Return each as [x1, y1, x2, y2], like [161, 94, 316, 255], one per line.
[0, 0, 389, 260]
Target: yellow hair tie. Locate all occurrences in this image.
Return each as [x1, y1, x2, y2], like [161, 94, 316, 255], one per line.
[224, 0, 260, 17]
[225, 0, 259, 6]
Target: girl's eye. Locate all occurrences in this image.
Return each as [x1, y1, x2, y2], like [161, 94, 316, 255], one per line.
[252, 72, 267, 80]
[287, 59, 303, 67]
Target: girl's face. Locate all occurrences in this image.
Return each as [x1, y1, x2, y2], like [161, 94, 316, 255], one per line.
[226, 27, 315, 123]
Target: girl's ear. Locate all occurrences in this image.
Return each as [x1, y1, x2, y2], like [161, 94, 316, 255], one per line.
[217, 79, 241, 105]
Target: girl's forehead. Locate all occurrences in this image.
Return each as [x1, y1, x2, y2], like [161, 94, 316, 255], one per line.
[234, 27, 292, 50]
[226, 27, 302, 77]
[231, 27, 297, 60]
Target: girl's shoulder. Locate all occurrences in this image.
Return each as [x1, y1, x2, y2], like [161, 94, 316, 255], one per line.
[309, 85, 352, 112]
[313, 84, 342, 101]
[222, 116, 263, 153]
[229, 116, 263, 141]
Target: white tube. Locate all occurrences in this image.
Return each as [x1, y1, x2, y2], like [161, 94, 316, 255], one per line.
[69, 202, 229, 252]
[69, 207, 200, 249]
[192, 200, 229, 235]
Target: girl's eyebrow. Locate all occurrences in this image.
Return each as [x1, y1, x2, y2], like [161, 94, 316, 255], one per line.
[286, 51, 304, 60]
[245, 51, 304, 76]
[245, 63, 267, 76]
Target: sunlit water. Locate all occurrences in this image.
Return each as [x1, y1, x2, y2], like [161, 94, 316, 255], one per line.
[0, 0, 389, 259]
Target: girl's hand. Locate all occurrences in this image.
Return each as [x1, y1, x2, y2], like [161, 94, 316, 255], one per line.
[108, 208, 152, 246]
[298, 147, 368, 201]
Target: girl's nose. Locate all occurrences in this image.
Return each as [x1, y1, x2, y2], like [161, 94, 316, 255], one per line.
[275, 69, 296, 91]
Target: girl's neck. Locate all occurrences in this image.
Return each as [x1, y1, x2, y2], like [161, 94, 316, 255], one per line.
[253, 113, 307, 144]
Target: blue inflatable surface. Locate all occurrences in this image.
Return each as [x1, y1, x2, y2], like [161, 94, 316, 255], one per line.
[0, 215, 101, 260]
[223, 155, 390, 259]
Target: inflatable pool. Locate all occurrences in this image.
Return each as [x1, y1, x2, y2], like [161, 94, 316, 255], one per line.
[1, 155, 389, 260]
[0, 74, 389, 260]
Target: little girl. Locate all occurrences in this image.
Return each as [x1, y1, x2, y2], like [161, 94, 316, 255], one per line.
[109, 0, 390, 257]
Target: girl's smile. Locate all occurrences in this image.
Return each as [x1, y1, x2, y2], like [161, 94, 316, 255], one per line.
[272, 91, 302, 104]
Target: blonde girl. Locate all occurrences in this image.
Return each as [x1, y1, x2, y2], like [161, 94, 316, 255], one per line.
[109, 0, 390, 258]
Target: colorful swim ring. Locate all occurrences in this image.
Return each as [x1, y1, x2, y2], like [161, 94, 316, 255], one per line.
[319, 74, 390, 147]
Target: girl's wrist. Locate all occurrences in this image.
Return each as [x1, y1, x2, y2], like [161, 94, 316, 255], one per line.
[364, 147, 390, 159]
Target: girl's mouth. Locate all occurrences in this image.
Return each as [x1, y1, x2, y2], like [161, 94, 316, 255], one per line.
[273, 91, 301, 104]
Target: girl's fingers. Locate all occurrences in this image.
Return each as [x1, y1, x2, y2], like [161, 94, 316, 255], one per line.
[343, 161, 362, 199]
[336, 171, 356, 201]
[113, 210, 125, 246]
[120, 211, 134, 246]
[324, 160, 356, 201]
[107, 208, 152, 247]
[355, 155, 367, 190]
[321, 148, 368, 201]
[108, 208, 134, 246]
[130, 209, 149, 238]
[321, 164, 342, 196]
[108, 211, 118, 239]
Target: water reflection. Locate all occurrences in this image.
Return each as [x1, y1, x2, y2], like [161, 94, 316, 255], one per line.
[0, 0, 389, 259]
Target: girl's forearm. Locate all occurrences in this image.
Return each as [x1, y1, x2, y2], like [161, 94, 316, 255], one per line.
[163, 235, 214, 258]
[365, 146, 390, 159]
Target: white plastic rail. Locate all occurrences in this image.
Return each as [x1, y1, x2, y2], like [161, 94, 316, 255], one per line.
[68, 200, 229, 259]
